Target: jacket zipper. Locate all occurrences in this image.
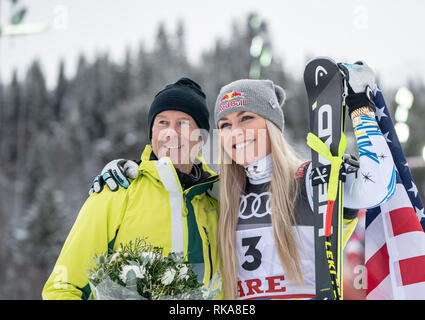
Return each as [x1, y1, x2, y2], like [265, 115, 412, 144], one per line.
[202, 226, 213, 281]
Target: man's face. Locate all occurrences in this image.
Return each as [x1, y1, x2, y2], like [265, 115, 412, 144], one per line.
[151, 110, 202, 172]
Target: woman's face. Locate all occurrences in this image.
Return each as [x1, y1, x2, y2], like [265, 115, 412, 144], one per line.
[217, 111, 271, 166]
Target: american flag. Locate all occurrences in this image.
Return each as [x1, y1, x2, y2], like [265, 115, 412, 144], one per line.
[365, 88, 425, 299]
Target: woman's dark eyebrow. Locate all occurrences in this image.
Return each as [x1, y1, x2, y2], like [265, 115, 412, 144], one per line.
[218, 111, 247, 122]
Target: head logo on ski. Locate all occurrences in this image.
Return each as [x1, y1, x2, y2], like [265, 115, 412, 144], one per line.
[314, 65, 328, 86]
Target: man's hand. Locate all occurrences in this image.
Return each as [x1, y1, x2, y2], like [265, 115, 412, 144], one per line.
[89, 159, 139, 195]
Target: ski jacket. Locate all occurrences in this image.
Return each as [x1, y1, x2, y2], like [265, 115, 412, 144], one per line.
[42, 145, 221, 300]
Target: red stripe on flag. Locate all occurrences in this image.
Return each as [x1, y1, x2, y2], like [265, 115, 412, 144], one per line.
[399, 255, 425, 286]
[366, 243, 389, 295]
[390, 207, 423, 237]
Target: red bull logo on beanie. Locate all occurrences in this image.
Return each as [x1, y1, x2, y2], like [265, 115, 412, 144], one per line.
[219, 91, 245, 112]
[220, 90, 242, 102]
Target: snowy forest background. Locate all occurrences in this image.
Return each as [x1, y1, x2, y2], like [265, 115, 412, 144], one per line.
[1, 14, 425, 299]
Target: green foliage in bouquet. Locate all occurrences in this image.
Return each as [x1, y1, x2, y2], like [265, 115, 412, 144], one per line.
[88, 238, 219, 300]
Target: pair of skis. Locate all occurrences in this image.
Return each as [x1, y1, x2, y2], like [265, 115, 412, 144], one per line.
[304, 57, 349, 300]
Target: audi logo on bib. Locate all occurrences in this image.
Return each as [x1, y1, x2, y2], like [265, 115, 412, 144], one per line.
[239, 192, 271, 220]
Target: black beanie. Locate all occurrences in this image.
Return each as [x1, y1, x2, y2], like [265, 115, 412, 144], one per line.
[148, 78, 210, 140]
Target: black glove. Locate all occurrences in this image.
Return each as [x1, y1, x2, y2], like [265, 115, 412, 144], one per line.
[89, 159, 139, 195]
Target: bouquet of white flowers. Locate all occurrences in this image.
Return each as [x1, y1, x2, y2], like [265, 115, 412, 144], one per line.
[87, 238, 221, 300]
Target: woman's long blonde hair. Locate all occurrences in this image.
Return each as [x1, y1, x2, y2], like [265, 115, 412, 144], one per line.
[218, 120, 304, 299]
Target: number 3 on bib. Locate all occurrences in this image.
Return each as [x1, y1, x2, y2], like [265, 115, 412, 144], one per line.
[241, 236, 262, 271]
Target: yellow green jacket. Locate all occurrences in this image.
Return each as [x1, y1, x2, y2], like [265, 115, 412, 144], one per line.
[42, 145, 221, 300]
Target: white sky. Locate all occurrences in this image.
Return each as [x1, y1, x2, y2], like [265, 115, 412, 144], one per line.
[1, 0, 425, 90]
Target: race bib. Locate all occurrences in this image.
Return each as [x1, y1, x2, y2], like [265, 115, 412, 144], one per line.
[236, 226, 316, 300]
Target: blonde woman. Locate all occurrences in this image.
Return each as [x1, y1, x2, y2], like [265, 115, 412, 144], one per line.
[214, 63, 395, 299]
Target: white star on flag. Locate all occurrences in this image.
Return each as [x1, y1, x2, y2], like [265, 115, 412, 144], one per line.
[408, 182, 419, 198]
[415, 207, 425, 221]
[375, 106, 388, 122]
[383, 131, 392, 143]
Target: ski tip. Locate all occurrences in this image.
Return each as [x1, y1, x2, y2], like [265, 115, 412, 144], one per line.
[304, 56, 337, 68]
[303, 56, 343, 97]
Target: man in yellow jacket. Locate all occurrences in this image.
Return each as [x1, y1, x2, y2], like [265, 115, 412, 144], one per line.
[42, 78, 221, 300]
